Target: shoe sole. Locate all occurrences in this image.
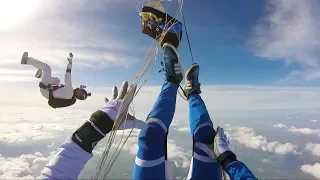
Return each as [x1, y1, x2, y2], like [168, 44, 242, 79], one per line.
[21, 52, 28, 64]
[183, 63, 199, 91]
[162, 43, 184, 76]
[35, 69, 42, 78]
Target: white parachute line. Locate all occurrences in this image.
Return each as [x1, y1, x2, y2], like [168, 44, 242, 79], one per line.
[92, 0, 185, 179]
[96, 85, 137, 178]
[101, 88, 137, 178]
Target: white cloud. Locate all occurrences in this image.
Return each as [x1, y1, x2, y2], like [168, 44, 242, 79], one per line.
[310, 119, 318, 123]
[264, 141, 299, 155]
[0, 106, 90, 151]
[273, 124, 287, 128]
[262, 158, 271, 164]
[248, 0, 320, 82]
[271, 123, 320, 137]
[305, 143, 320, 157]
[224, 124, 299, 155]
[300, 163, 320, 179]
[0, 123, 77, 144]
[0, 75, 36, 82]
[288, 126, 320, 136]
[0, 68, 64, 84]
[173, 127, 190, 132]
[0, 152, 53, 179]
[167, 139, 191, 169]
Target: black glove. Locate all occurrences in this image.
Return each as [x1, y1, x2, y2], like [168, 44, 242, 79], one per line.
[71, 81, 147, 154]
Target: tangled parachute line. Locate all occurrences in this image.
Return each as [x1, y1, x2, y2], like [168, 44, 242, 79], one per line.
[91, 0, 184, 179]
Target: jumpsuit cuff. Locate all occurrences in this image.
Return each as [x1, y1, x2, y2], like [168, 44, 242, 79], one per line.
[67, 63, 72, 70]
[217, 151, 237, 169]
[72, 110, 114, 153]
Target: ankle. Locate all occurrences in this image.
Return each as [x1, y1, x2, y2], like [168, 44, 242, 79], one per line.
[167, 76, 181, 86]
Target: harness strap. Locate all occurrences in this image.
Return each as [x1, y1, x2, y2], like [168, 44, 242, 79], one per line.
[39, 82, 64, 92]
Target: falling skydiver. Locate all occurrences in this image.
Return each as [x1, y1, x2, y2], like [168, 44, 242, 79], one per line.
[20, 52, 91, 108]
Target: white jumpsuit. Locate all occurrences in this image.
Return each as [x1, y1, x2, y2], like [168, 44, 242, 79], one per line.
[26, 58, 74, 99]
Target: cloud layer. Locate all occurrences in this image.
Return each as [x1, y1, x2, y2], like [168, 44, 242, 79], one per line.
[273, 123, 320, 136]
[300, 163, 320, 179]
[224, 124, 299, 155]
[2, 84, 320, 111]
[249, 0, 320, 82]
[305, 143, 320, 157]
[0, 152, 53, 179]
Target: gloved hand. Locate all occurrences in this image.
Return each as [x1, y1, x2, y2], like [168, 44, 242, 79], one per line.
[195, 126, 237, 169]
[72, 81, 147, 154]
[67, 52, 73, 64]
[214, 126, 231, 157]
[101, 81, 147, 130]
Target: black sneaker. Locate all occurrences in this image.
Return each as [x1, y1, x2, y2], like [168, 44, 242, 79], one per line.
[21, 52, 28, 64]
[159, 43, 183, 85]
[183, 63, 201, 99]
[35, 69, 42, 78]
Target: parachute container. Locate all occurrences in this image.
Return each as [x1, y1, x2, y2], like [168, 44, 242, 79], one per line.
[140, 6, 183, 48]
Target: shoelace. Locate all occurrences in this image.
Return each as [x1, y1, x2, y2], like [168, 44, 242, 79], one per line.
[158, 60, 174, 77]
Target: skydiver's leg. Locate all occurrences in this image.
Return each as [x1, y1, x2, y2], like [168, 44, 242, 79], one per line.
[21, 52, 60, 99]
[21, 52, 60, 85]
[133, 43, 183, 180]
[133, 82, 178, 179]
[182, 64, 222, 179]
[187, 94, 222, 180]
[26, 58, 52, 84]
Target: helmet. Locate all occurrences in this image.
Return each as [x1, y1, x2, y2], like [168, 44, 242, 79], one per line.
[74, 88, 91, 100]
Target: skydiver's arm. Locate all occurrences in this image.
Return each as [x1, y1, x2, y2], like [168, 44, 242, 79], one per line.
[64, 63, 73, 93]
[219, 151, 258, 180]
[39, 81, 147, 180]
[39, 137, 93, 180]
[61, 53, 74, 99]
[39, 110, 114, 180]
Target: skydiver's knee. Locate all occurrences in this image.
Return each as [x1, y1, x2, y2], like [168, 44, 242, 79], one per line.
[42, 64, 51, 73]
[138, 123, 166, 146]
[194, 126, 215, 144]
[51, 77, 60, 85]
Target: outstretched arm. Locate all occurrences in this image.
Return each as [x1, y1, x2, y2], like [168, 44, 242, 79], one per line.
[215, 127, 257, 180]
[39, 81, 147, 180]
[39, 137, 92, 180]
[64, 53, 73, 91]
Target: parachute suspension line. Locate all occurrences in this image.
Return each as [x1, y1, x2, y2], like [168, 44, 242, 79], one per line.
[93, 33, 163, 180]
[92, 1, 185, 179]
[182, 12, 194, 63]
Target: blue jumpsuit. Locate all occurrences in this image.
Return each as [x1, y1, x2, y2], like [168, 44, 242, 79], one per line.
[40, 82, 257, 180]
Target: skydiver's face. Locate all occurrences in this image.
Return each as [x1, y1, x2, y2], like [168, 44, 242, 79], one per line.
[75, 89, 83, 98]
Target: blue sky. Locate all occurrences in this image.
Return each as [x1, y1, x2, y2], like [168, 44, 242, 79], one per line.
[1, 0, 320, 110]
[2, 0, 320, 88]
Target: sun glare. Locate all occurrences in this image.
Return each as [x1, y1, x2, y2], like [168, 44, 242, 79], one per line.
[0, 0, 39, 29]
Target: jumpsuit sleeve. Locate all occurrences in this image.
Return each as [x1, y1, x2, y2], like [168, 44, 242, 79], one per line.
[63, 64, 74, 99]
[224, 161, 258, 180]
[65, 64, 73, 89]
[39, 137, 93, 180]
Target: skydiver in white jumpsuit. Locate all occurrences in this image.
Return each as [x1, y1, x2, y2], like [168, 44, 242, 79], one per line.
[21, 52, 91, 108]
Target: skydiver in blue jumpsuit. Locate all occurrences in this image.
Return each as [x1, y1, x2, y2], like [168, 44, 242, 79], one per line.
[38, 42, 257, 180]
